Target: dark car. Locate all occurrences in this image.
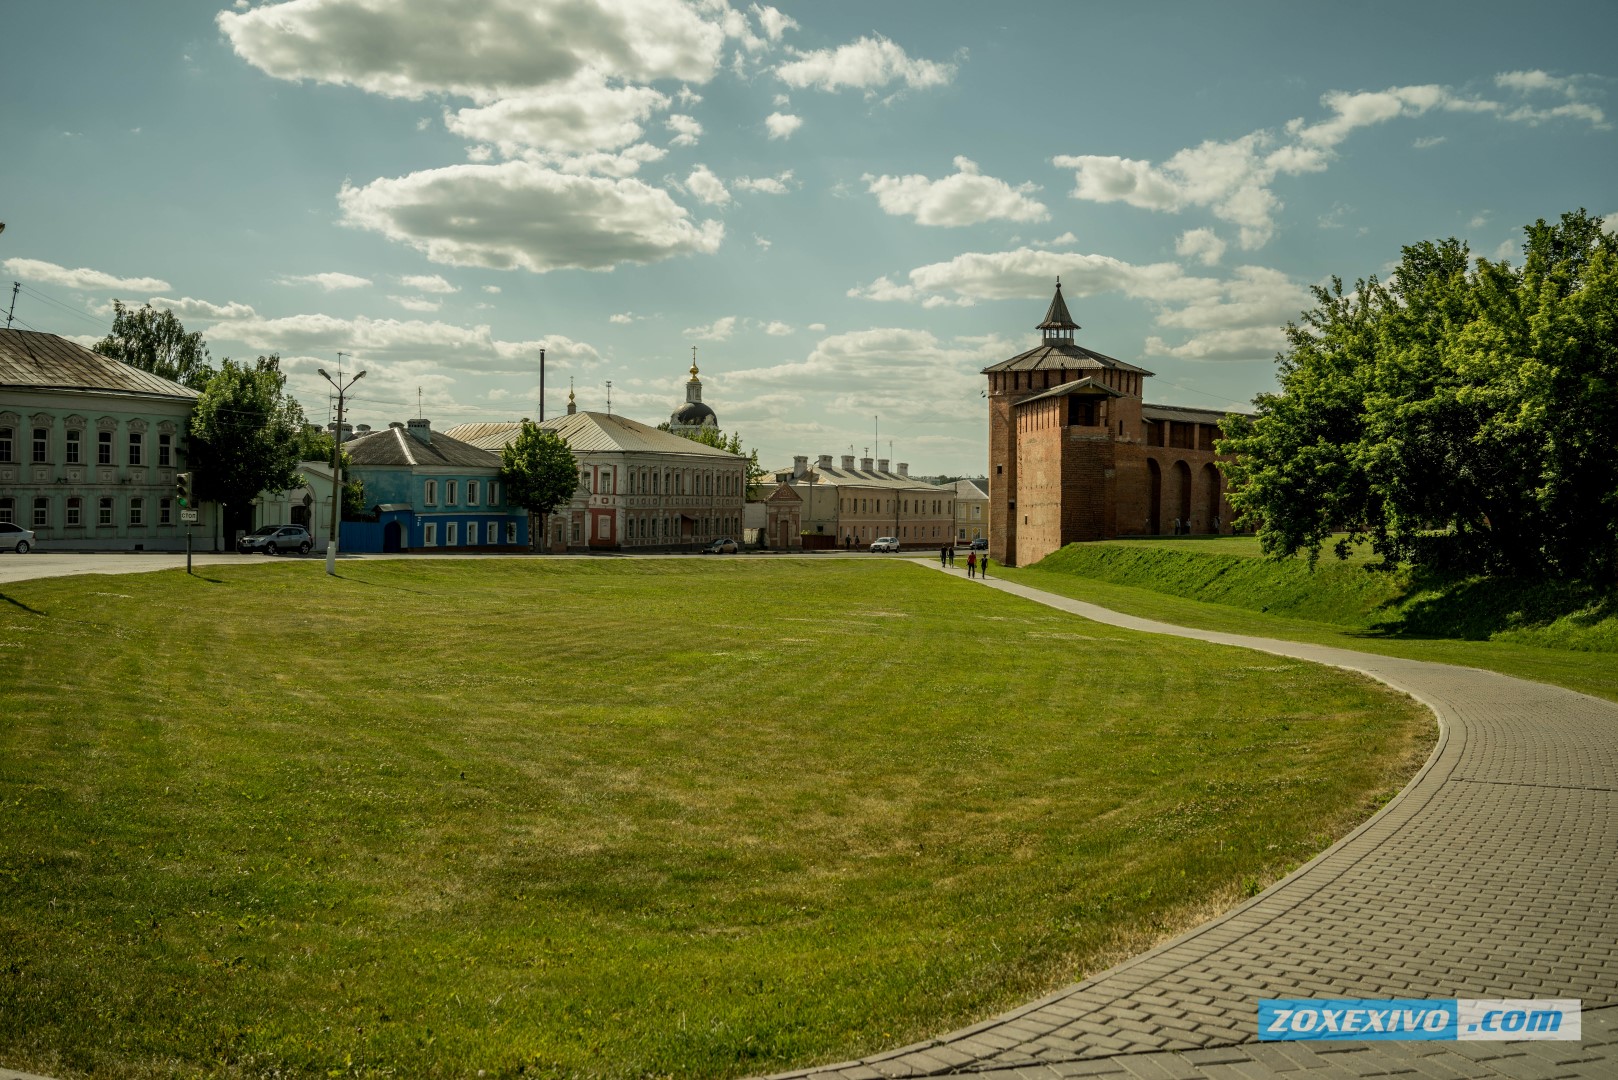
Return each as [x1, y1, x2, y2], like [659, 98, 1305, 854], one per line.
[0, 521, 35, 553]
[238, 524, 314, 555]
[970, 537, 988, 550]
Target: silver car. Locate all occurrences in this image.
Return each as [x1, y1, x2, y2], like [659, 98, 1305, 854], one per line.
[0, 521, 35, 553]
[238, 524, 314, 555]
[870, 536, 901, 552]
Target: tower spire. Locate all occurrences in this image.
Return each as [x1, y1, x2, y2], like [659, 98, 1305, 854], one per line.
[1037, 277, 1079, 342]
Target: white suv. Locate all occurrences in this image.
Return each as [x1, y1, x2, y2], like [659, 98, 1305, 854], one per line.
[870, 536, 901, 552]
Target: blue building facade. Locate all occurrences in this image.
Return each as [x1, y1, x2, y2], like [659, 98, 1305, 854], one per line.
[340, 418, 528, 553]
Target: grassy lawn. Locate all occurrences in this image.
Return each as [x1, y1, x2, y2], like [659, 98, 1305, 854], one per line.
[0, 558, 1430, 1079]
[998, 541, 1618, 703]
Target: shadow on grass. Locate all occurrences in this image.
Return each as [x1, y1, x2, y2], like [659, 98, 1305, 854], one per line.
[0, 591, 46, 615]
[1369, 571, 1618, 644]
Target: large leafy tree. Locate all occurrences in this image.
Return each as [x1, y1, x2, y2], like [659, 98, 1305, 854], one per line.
[657, 424, 766, 497]
[1219, 209, 1618, 580]
[190, 355, 306, 546]
[499, 421, 581, 550]
[92, 301, 216, 390]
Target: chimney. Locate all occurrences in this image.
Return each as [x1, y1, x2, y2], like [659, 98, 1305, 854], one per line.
[818, 454, 833, 469]
[793, 455, 808, 478]
[326, 421, 354, 442]
[406, 417, 432, 445]
[354, 424, 371, 435]
[859, 456, 874, 472]
[877, 458, 890, 473]
[841, 454, 855, 470]
[897, 462, 909, 477]
[388, 421, 404, 429]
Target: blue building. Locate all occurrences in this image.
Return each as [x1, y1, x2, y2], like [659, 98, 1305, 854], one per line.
[340, 418, 527, 552]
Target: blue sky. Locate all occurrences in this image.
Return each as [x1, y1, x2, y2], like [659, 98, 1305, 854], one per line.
[3, 0, 1613, 474]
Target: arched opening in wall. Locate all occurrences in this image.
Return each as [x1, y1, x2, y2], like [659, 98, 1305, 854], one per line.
[1173, 460, 1192, 533]
[1203, 463, 1221, 533]
[1146, 458, 1162, 535]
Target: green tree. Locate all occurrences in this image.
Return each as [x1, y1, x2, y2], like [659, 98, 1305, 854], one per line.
[189, 355, 306, 546]
[499, 420, 581, 550]
[92, 301, 216, 390]
[294, 425, 367, 520]
[1219, 209, 1618, 581]
[657, 424, 766, 497]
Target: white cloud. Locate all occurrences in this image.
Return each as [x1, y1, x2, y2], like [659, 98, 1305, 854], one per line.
[466, 144, 495, 162]
[864, 156, 1048, 227]
[665, 113, 702, 147]
[1143, 326, 1285, 362]
[278, 271, 373, 291]
[147, 296, 257, 320]
[772, 93, 790, 107]
[807, 322, 825, 331]
[488, 387, 510, 400]
[734, 169, 794, 194]
[750, 3, 797, 43]
[775, 35, 955, 93]
[1150, 266, 1310, 331]
[388, 294, 442, 312]
[398, 273, 458, 293]
[482, 284, 501, 294]
[762, 320, 793, 336]
[1495, 69, 1571, 95]
[752, 233, 772, 250]
[609, 312, 639, 324]
[684, 164, 730, 206]
[764, 111, 802, 140]
[217, 0, 729, 102]
[1055, 75, 1607, 249]
[684, 315, 737, 340]
[543, 143, 668, 177]
[3, 257, 170, 292]
[851, 246, 1215, 306]
[1176, 228, 1226, 266]
[444, 74, 671, 156]
[1413, 135, 1447, 149]
[337, 160, 724, 273]
[1599, 212, 1618, 238]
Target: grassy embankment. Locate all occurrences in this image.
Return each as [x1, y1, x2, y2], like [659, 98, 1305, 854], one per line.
[997, 537, 1618, 702]
[0, 558, 1429, 1079]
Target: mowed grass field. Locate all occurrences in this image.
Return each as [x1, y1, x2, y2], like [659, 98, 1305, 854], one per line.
[0, 558, 1431, 1079]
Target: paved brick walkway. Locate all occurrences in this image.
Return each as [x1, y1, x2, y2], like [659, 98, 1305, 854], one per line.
[766, 567, 1618, 1080]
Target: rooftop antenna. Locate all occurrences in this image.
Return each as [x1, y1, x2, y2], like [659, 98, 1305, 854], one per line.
[417, 386, 423, 418]
[5, 282, 17, 329]
[606, 380, 613, 415]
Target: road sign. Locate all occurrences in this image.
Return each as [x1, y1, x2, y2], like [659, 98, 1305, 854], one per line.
[180, 509, 199, 523]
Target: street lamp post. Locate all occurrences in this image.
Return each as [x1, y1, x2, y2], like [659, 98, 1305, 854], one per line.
[318, 366, 365, 575]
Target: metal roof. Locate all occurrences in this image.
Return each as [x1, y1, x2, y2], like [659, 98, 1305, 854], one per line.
[344, 425, 503, 469]
[981, 341, 1154, 376]
[768, 465, 952, 492]
[951, 478, 989, 499]
[1036, 281, 1080, 331]
[1018, 375, 1126, 405]
[444, 411, 742, 459]
[0, 328, 200, 400]
[1141, 402, 1251, 423]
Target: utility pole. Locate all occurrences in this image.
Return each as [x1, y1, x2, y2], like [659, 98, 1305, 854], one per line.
[319, 361, 366, 576]
[539, 346, 546, 422]
[5, 282, 18, 329]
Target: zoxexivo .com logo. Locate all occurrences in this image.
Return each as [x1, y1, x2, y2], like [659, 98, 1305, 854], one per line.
[1258, 999, 1581, 1041]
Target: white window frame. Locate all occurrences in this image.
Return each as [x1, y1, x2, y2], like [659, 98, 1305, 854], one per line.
[446, 521, 458, 546]
[67, 498, 82, 527]
[423, 521, 438, 546]
[33, 497, 49, 528]
[128, 431, 143, 466]
[424, 479, 438, 506]
[158, 433, 173, 467]
[446, 480, 458, 505]
[467, 480, 480, 506]
[129, 497, 144, 527]
[65, 429, 80, 464]
[466, 521, 478, 546]
[506, 521, 517, 544]
[98, 497, 114, 527]
[159, 497, 172, 526]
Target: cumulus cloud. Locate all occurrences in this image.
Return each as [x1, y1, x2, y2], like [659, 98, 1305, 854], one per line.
[388, 295, 442, 312]
[609, 311, 639, 324]
[337, 160, 724, 273]
[734, 169, 794, 194]
[482, 284, 502, 293]
[3, 257, 170, 292]
[750, 3, 797, 43]
[1055, 74, 1607, 249]
[761, 320, 793, 335]
[864, 156, 1048, 227]
[1143, 326, 1285, 362]
[278, 270, 373, 290]
[764, 111, 802, 140]
[665, 113, 702, 146]
[444, 74, 671, 156]
[683, 164, 730, 206]
[146, 296, 258, 320]
[398, 273, 458, 293]
[543, 142, 668, 177]
[217, 0, 729, 102]
[1175, 228, 1227, 266]
[775, 35, 955, 93]
[683, 315, 737, 340]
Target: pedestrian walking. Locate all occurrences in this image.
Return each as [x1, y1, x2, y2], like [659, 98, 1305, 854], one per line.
[966, 551, 977, 578]
[947, 545, 955, 567]
[939, 544, 947, 566]
[980, 554, 989, 579]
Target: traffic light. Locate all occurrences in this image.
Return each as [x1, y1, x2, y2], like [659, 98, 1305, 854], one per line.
[175, 471, 192, 508]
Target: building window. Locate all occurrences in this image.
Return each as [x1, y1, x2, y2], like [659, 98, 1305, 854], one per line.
[446, 521, 458, 546]
[129, 498, 144, 527]
[424, 479, 438, 505]
[159, 498, 172, 526]
[66, 429, 81, 464]
[158, 433, 173, 467]
[466, 521, 479, 545]
[571, 519, 582, 542]
[0, 428, 11, 462]
[128, 431, 143, 466]
[99, 497, 114, 526]
[446, 480, 458, 505]
[424, 522, 438, 546]
[33, 497, 49, 528]
[467, 480, 480, 506]
[506, 521, 517, 544]
[33, 428, 49, 463]
[489, 481, 499, 506]
[98, 430, 113, 465]
[0, 497, 11, 523]
[582, 468, 591, 492]
[67, 498, 82, 527]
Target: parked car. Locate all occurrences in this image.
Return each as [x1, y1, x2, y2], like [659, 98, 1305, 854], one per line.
[0, 521, 35, 553]
[870, 536, 901, 552]
[238, 524, 314, 555]
[970, 537, 988, 551]
[704, 537, 739, 554]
